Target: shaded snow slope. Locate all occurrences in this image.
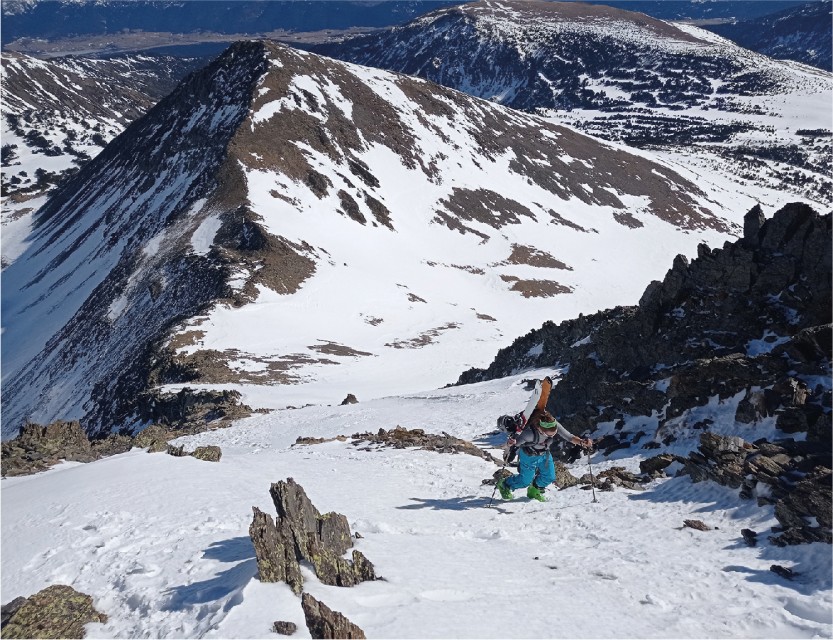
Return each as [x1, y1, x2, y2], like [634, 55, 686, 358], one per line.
[1, 51, 203, 267]
[2, 41, 742, 437]
[2, 372, 831, 638]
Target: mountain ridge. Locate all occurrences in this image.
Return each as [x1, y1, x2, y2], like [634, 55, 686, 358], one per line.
[1, 39, 739, 438]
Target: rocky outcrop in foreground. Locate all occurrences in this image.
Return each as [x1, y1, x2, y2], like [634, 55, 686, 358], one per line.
[1, 585, 107, 639]
[301, 593, 366, 639]
[249, 479, 376, 594]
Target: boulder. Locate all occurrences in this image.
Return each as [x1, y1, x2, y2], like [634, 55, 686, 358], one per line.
[192, 446, 222, 462]
[249, 479, 376, 594]
[1, 585, 107, 639]
[639, 454, 675, 476]
[301, 593, 365, 639]
[133, 424, 173, 450]
[340, 394, 359, 405]
[273, 621, 298, 635]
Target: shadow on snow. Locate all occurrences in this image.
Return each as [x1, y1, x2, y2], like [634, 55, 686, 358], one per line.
[163, 536, 258, 612]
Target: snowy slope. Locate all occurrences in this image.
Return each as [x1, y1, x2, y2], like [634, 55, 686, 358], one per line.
[2, 40, 745, 438]
[2, 371, 831, 638]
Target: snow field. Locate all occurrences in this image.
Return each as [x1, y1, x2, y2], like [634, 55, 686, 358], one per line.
[2, 372, 830, 638]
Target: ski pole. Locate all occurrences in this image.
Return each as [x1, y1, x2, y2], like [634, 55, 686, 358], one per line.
[586, 447, 598, 503]
[488, 458, 507, 508]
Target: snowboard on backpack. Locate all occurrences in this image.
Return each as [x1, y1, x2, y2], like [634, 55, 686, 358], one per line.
[496, 376, 553, 435]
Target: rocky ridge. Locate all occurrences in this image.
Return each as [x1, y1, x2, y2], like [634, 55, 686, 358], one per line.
[458, 202, 831, 544]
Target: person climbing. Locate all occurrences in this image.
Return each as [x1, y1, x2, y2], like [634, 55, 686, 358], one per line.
[496, 378, 593, 502]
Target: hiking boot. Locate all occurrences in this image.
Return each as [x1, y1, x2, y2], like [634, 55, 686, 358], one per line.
[527, 484, 547, 502]
[497, 477, 513, 500]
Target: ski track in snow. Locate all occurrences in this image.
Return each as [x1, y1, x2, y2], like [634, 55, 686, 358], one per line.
[2, 372, 830, 639]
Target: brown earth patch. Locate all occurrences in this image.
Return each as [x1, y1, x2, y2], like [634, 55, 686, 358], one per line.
[436, 187, 537, 233]
[613, 210, 645, 229]
[502, 243, 572, 270]
[166, 348, 341, 385]
[500, 275, 573, 298]
[476, 311, 497, 321]
[546, 209, 591, 233]
[167, 330, 207, 351]
[385, 322, 460, 349]
[308, 341, 373, 357]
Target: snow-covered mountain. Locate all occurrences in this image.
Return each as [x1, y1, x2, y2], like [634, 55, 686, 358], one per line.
[1, 39, 744, 439]
[313, 0, 833, 209]
[1, 51, 204, 266]
[705, 0, 833, 71]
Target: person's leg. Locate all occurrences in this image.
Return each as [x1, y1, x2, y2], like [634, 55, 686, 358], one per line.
[535, 453, 556, 488]
[505, 449, 537, 490]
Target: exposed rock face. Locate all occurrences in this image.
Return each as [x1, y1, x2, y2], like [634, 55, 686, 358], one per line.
[301, 593, 366, 639]
[340, 394, 359, 405]
[1, 585, 107, 639]
[684, 432, 831, 545]
[1, 420, 132, 476]
[191, 445, 222, 462]
[249, 479, 376, 594]
[1, 420, 220, 476]
[136, 388, 252, 432]
[458, 203, 831, 545]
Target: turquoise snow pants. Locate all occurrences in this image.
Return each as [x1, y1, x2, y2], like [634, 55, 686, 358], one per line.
[505, 449, 555, 490]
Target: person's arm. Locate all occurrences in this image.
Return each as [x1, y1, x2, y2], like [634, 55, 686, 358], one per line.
[508, 426, 536, 451]
[554, 421, 593, 449]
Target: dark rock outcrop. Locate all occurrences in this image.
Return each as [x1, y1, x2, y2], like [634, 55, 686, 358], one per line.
[136, 388, 252, 431]
[301, 593, 366, 639]
[1, 420, 127, 476]
[340, 394, 359, 405]
[191, 445, 222, 462]
[1, 585, 107, 639]
[249, 479, 376, 594]
[1, 419, 222, 476]
[684, 432, 831, 545]
[684, 519, 712, 531]
[456, 203, 831, 545]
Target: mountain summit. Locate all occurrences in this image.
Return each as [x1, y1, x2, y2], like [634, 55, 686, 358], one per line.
[2, 40, 735, 437]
